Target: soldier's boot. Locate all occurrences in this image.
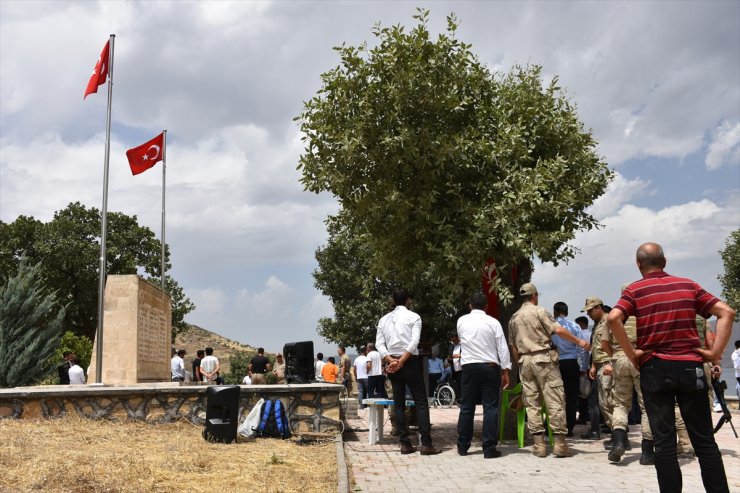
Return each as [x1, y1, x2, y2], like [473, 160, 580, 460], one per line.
[639, 439, 655, 465]
[552, 434, 572, 458]
[607, 429, 627, 463]
[532, 433, 548, 458]
[603, 426, 631, 450]
[677, 428, 694, 456]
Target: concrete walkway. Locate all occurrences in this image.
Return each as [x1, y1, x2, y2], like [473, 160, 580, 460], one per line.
[343, 405, 740, 493]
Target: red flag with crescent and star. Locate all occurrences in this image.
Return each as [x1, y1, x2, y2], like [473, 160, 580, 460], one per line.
[84, 40, 110, 100]
[126, 133, 164, 175]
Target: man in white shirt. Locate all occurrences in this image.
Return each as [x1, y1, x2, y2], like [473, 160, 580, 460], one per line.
[171, 349, 186, 382]
[456, 292, 511, 458]
[200, 347, 220, 383]
[366, 342, 385, 398]
[376, 288, 441, 455]
[68, 355, 86, 384]
[353, 346, 370, 408]
[314, 353, 325, 382]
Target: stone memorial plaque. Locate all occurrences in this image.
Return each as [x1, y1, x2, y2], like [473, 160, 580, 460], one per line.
[89, 275, 171, 384]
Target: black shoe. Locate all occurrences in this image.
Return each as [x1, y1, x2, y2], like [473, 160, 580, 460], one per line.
[605, 437, 631, 449]
[580, 431, 601, 440]
[420, 445, 442, 456]
[484, 448, 501, 459]
[457, 448, 468, 456]
[566, 431, 574, 438]
[400, 443, 416, 455]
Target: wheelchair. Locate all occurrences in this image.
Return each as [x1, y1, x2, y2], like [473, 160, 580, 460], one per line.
[433, 381, 457, 408]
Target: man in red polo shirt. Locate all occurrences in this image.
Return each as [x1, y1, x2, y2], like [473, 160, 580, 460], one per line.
[607, 242, 735, 493]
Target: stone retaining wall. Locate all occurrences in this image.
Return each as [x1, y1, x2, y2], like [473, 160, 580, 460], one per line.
[0, 383, 343, 434]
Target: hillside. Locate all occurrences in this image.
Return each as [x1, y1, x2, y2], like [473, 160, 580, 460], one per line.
[174, 324, 257, 375]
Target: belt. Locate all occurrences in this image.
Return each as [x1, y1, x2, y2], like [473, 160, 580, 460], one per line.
[522, 348, 551, 356]
[462, 362, 499, 368]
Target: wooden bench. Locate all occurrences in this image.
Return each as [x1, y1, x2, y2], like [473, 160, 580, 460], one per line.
[362, 398, 416, 445]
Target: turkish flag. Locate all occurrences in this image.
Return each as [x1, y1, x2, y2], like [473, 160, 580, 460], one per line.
[84, 40, 110, 99]
[126, 133, 164, 175]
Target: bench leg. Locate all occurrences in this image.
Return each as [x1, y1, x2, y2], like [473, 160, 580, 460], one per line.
[376, 406, 384, 443]
[368, 406, 378, 445]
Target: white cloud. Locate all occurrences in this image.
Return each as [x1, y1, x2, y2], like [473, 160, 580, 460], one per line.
[706, 120, 740, 170]
[534, 197, 734, 317]
[587, 171, 651, 220]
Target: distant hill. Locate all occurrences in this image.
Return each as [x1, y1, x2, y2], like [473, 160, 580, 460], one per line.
[174, 324, 257, 375]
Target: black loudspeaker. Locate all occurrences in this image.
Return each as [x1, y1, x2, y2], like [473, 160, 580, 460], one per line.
[203, 385, 240, 443]
[283, 341, 315, 383]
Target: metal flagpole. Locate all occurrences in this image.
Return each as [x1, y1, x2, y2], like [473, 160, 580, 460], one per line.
[161, 129, 167, 293]
[94, 34, 115, 385]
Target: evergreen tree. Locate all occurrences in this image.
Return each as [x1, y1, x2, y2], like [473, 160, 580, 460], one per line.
[0, 259, 66, 387]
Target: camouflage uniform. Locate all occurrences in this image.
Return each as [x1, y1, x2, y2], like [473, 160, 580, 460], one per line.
[508, 301, 567, 435]
[591, 316, 614, 428]
[602, 316, 651, 439]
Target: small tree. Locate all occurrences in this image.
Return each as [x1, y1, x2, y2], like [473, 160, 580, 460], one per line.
[0, 259, 66, 387]
[718, 229, 740, 320]
[223, 351, 255, 385]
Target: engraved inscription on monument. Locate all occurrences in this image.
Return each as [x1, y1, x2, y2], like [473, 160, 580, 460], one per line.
[90, 275, 171, 384]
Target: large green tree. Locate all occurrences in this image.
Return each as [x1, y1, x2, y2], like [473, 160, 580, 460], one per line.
[298, 10, 611, 346]
[0, 259, 66, 387]
[0, 202, 195, 341]
[718, 229, 740, 320]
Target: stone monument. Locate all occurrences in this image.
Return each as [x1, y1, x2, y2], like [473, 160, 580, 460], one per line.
[89, 275, 171, 384]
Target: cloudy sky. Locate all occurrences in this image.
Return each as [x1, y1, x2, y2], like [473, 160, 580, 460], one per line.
[1, 1, 739, 362]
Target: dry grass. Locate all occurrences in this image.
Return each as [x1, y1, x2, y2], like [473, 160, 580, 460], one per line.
[0, 416, 337, 493]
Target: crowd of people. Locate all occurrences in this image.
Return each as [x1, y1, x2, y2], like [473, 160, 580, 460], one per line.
[369, 242, 735, 493]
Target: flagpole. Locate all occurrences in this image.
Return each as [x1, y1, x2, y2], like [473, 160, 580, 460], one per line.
[161, 129, 167, 293]
[95, 33, 115, 385]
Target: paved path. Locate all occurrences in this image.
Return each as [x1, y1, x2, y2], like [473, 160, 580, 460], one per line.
[343, 405, 740, 493]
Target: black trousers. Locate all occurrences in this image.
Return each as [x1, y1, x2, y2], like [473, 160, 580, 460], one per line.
[368, 374, 386, 398]
[428, 373, 442, 397]
[457, 363, 501, 454]
[587, 372, 601, 434]
[641, 358, 728, 493]
[559, 359, 580, 434]
[388, 356, 432, 447]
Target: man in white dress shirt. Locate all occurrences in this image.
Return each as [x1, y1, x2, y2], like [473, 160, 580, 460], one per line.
[68, 355, 86, 385]
[376, 288, 441, 455]
[456, 292, 511, 458]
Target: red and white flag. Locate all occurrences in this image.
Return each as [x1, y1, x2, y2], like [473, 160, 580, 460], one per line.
[126, 133, 165, 175]
[84, 40, 110, 99]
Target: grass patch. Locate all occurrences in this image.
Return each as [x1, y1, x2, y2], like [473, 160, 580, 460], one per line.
[1, 415, 337, 492]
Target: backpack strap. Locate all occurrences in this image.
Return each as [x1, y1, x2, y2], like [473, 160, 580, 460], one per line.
[258, 399, 274, 435]
[275, 400, 288, 437]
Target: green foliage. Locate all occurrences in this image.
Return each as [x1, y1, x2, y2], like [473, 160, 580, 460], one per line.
[297, 9, 612, 346]
[0, 202, 195, 341]
[718, 229, 740, 320]
[0, 259, 66, 387]
[223, 351, 255, 385]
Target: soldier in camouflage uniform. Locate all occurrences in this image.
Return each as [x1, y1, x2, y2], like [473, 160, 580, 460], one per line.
[602, 312, 650, 464]
[583, 297, 614, 438]
[508, 283, 591, 458]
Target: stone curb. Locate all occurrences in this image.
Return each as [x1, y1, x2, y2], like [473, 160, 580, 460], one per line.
[336, 432, 350, 493]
